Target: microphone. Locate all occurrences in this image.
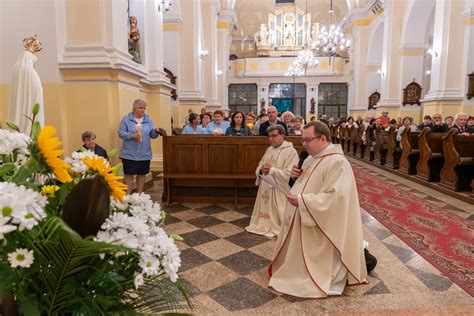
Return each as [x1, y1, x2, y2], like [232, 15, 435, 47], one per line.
[289, 150, 309, 187]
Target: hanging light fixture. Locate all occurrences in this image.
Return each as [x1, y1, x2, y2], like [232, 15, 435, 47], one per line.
[158, 0, 172, 12]
[285, 0, 319, 78]
[313, 0, 350, 58]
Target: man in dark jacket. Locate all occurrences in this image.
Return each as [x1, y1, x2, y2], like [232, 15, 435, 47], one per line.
[81, 131, 108, 159]
[259, 105, 288, 136]
[430, 113, 448, 132]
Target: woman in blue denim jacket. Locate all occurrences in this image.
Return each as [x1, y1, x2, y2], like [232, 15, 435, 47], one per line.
[118, 99, 165, 194]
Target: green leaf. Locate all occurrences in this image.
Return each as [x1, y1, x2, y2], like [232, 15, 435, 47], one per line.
[169, 234, 183, 241]
[112, 163, 123, 176]
[0, 268, 15, 294]
[6, 121, 20, 132]
[19, 295, 41, 316]
[0, 163, 16, 177]
[31, 121, 41, 139]
[160, 210, 167, 224]
[33, 103, 40, 115]
[9, 158, 38, 184]
[108, 148, 117, 158]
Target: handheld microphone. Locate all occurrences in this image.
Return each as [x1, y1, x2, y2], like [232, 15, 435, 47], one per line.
[289, 150, 309, 187]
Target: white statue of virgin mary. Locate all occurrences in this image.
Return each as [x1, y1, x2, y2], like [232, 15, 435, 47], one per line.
[8, 35, 45, 134]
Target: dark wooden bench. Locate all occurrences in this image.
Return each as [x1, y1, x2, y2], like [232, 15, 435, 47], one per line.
[440, 130, 474, 191]
[356, 124, 366, 158]
[339, 125, 347, 153]
[364, 125, 376, 161]
[349, 125, 359, 156]
[330, 125, 338, 144]
[416, 128, 446, 182]
[385, 127, 400, 169]
[399, 129, 421, 175]
[374, 128, 388, 165]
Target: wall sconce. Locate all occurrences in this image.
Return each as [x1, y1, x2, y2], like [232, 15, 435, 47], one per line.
[260, 87, 266, 92]
[377, 69, 385, 77]
[216, 70, 223, 76]
[426, 70, 431, 75]
[427, 48, 438, 58]
[158, 0, 172, 12]
[199, 49, 208, 60]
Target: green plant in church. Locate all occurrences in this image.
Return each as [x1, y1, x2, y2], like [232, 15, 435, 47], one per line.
[0, 104, 191, 315]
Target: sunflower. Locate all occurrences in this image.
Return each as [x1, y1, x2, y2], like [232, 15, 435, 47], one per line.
[81, 156, 127, 202]
[37, 126, 72, 183]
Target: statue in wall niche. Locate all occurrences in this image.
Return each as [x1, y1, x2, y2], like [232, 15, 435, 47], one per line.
[260, 97, 266, 108]
[8, 35, 45, 134]
[128, 16, 142, 64]
[310, 97, 316, 114]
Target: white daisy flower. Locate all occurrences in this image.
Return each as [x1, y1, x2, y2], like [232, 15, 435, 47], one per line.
[0, 130, 30, 156]
[0, 217, 16, 240]
[0, 182, 47, 232]
[7, 248, 35, 268]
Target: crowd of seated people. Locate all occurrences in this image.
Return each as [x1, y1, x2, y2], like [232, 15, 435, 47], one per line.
[323, 112, 472, 153]
[178, 105, 474, 142]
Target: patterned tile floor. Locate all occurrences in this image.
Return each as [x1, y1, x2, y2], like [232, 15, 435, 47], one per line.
[146, 159, 474, 315]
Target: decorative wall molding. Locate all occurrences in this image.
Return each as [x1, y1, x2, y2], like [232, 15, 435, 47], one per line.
[59, 44, 149, 78]
[230, 57, 345, 78]
[422, 89, 464, 102]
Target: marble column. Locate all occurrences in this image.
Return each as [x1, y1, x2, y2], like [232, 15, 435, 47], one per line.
[422, 0, 466, 116]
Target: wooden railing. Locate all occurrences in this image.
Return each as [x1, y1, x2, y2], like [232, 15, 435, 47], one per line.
[162, 136, 304, 205]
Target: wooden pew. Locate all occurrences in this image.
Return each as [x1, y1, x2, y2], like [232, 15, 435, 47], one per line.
[440, 130, 474, 191]
[339, 125, 346, 152]
[365, 126, 374, 161]
[374, 127, 388, 165]
[399, 129, 421, 175]
[356, 124, 366, 158]
[162, 136, 305, 205]
[385, 127, 400, 169]
[330, 125, 337, 144]
[416, 128, 446, 182]
[349, 126, 359, 156]
[345, 126, 353, 154]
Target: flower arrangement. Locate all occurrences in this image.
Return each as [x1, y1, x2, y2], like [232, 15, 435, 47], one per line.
[0, 105, 190, 315]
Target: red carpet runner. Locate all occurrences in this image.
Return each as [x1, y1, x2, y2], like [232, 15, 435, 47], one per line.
[353, 166, 474, 297]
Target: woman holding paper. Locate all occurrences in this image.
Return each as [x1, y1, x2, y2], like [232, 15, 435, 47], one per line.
[118, 99, 164, 194]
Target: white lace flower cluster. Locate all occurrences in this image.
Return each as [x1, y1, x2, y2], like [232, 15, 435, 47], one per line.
[0, 129, 30, 156]
[65, 150, 99, 173]
[0, 182, 47, 240]
[97, 193, 181, 285]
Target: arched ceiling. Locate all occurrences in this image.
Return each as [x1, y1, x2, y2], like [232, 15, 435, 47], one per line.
[232, 0, 354, 38]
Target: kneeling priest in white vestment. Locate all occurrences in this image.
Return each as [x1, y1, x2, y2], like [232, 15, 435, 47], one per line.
[245, 124, 298, 238]
[268, 121, 368, 298]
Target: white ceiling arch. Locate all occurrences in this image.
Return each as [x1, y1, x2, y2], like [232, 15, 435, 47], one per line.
[367, 20, 384, 65]
[401, 0, 436, 47]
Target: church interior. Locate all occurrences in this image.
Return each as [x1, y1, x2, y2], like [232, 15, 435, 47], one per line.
[0, 0, 473, 314]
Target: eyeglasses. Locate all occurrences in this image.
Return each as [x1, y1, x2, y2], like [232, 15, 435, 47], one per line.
[301, 136, 322, 144]
[433, 116, 441, 119]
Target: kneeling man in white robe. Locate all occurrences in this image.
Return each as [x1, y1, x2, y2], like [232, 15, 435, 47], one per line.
[245, 124, 298, 238]
[268, 121, 368, 298]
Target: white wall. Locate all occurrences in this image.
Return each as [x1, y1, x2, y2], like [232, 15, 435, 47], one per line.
[0, 0, 62, 83]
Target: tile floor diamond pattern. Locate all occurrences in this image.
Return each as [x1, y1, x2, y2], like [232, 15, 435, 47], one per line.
[208, 278, 277, 311]
[158, 197, 473, 313]
[218, 250, 271, 275]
